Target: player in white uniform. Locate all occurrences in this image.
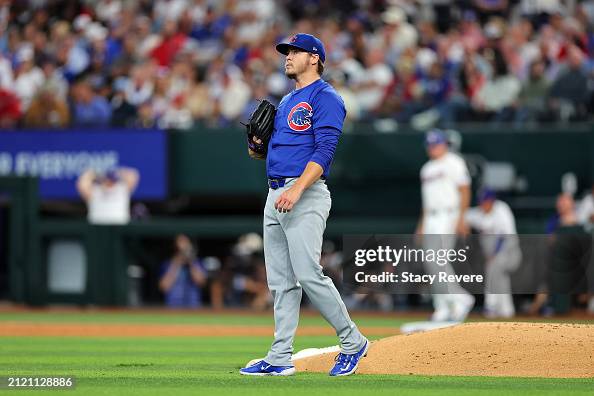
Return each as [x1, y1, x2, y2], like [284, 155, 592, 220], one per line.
[77, 167, 139, 225]
[465, 189, 522, 318]
[416, 129, 475, 322]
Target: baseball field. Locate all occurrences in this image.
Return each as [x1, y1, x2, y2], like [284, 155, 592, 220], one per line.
[1, 308, 593, 395]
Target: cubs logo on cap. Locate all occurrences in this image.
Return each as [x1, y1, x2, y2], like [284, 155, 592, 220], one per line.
[276, 33, 326, 63]
[287, 102, 313, 132]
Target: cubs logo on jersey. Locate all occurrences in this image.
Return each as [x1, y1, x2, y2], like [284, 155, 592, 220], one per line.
[287, 102, 313, 131]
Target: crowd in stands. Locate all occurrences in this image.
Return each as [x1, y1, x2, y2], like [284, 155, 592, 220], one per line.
[0, 0, 593, 130]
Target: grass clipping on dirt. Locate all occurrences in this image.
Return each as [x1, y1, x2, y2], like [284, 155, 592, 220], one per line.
[295, 322, 594, 378]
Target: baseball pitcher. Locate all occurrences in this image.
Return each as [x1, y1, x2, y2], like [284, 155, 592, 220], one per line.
[240, 33, 368, 377]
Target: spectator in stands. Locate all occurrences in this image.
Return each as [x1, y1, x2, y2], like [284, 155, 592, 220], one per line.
[24, 82, 70, 128]
[405, 60, 452, 125]
[150, 19, 187, 67]
[12, 45, 44, 112]
[132, 101, 157, 129]
[40, 57, 68, 101]
[62, 30, 91, 81]
[514, 58, 550, 125]
[147, 71, 171, 123]
[154, 0, 190, 25]
[381, 6, 417, 56]
[0, 87, 21, 128]
[377, 56, 417, 119]
[473, 48, 521, 123]
[159, 234, 208, 308]
[124, 62, 155, 107]
[0, 53, 14, 90]
[76, 167, 139, 225]
[459, 10, 486, 52]
[109, 31, 138, 78]
[158, 92, 193, 129]
[182, 63, 212, 122]
[1, 0, 593, 129]
[440, 51, 487, 125]
[215, 67, 252, 124]
[547, 44, 589, 121]
[501, 19, 539, 79]
[356, 47, 393, 117]
[111, 61, 156, 127]
[70, 78, 112, 127]
[110, 88, 138, 127]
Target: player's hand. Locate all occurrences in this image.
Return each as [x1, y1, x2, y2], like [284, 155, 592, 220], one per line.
[275, 185, 303, 213]
[252, 136, 262, 144]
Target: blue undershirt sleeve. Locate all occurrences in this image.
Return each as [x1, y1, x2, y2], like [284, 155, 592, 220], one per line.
[310, 125, 340, 173]
[310, 89, 346, 174]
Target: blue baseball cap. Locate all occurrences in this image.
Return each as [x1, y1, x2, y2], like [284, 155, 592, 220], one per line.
[478, 188, 497, 203]
[276, 33, 326, 63]
[425, 129, 448, 146]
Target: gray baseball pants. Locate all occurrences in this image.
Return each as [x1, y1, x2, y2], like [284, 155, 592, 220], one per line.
[484, 237, 522, 316]
[263, 178, 367, 366]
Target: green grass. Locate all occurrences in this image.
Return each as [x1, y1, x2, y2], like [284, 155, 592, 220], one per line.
[0, 312, 592, 395]
[0, 336, 592, 396]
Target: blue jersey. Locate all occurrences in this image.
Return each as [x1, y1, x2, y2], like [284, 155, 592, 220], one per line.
[266, 79, 345, 179]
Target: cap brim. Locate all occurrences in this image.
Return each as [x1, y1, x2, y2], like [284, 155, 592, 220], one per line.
[276, 43, 307, 56]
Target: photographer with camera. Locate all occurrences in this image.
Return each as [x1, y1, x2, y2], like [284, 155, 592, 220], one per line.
[159, 234, 207, 308]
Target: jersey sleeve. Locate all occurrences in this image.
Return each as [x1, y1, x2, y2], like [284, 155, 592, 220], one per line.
[309, 90, 345, 173]
[311, 90, 346, 130]
[451, 155, 471, 186]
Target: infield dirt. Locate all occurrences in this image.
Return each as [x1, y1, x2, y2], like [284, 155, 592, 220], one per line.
[294, 322, 594, 378]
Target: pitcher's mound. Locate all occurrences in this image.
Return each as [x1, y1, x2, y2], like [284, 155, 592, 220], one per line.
[295, 322, 594, 378]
